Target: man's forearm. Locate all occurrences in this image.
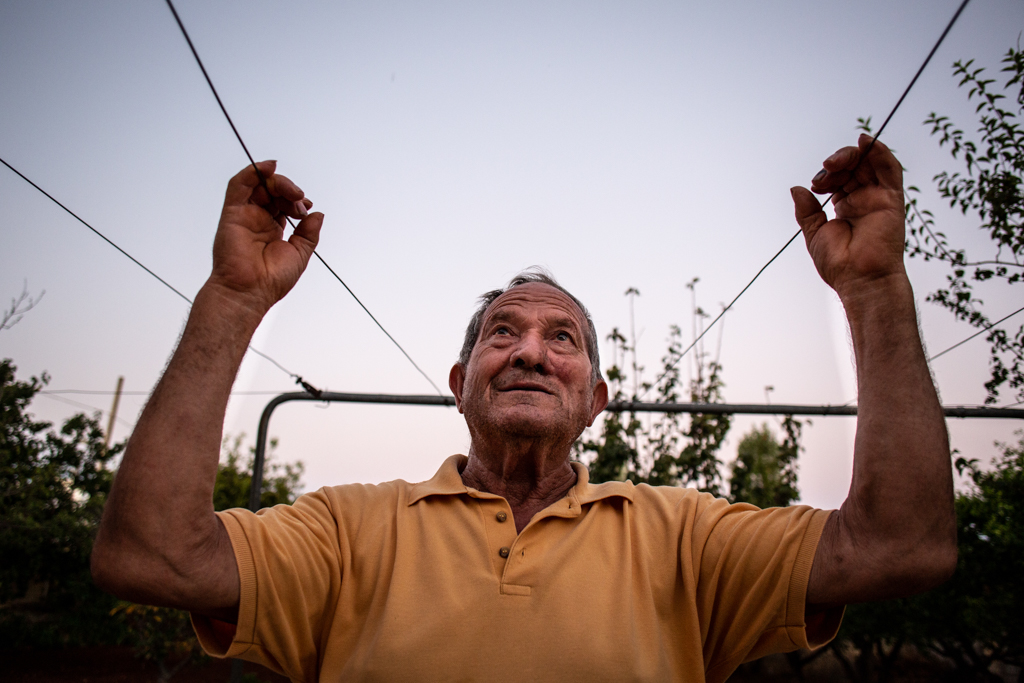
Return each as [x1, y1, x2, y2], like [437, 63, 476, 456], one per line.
[92, 283, 262, 609]
[813, 274, 956, 604]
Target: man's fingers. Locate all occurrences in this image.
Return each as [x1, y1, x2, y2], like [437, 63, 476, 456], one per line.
[823, 146, 860, 173]
[224, 162, 308, 216]
[811, 136, 901, 195]
[810, 145, 859, 194]
[791, 186, 827, 243]
[858, 134, 902, 189]
[288, 212, 324, 263]
[225, 160, 278, 206]
[265, 173, 305, 203]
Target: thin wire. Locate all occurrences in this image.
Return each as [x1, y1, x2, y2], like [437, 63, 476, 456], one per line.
[164, 0, 444, 397]
[644, 229, 803, 396]
[43, 389, 292, 396]
[1, 156, 191, 305]
[642, 0, 972, 399]
[37, 392, 137, 429]
[310, 252, 443, 394]
[928, 304, 1024, 362]
[0, 155, 313, 389]
[835, 302, 1024, 407]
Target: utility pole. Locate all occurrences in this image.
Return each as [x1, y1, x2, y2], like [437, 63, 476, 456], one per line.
[104, 376, 124, 450]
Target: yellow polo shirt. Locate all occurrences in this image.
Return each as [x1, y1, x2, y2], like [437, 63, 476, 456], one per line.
[194, 455, 841, 682]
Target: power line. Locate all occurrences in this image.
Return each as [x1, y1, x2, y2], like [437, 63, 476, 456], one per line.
[163, 0, 444, 397]
[37, 392, 136, 429]
[0, 155, 319, 393]
[928, 303, 1024, 362]
[642, 0, 972, 399]
[1, 156, 191, 305]
[43, 389, 293, 396]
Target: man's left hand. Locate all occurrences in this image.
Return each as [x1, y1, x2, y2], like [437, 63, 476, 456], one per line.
[791, 134, 906, 301]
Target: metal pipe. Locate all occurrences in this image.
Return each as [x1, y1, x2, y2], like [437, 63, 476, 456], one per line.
[248, 391, 1024, 511]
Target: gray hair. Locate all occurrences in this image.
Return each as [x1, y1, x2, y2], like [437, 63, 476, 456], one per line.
[458, 268, 602, 385]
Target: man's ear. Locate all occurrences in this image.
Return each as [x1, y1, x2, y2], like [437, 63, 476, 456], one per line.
[449, 364, 466, 413]
[588, 379, 609, 426]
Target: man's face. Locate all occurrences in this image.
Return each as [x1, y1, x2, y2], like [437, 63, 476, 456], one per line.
[450, 283, 608, 445]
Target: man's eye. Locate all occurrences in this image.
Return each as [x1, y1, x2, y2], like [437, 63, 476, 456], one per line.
[495, 327, 510, 336]
[555, 331, 572, 342]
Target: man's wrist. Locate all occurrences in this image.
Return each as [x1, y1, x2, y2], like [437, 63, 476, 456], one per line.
[837, 272, 916, 321]
[193, 281, 269, 338]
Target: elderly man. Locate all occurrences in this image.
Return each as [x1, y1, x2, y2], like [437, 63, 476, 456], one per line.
[92, 135, 956, 682]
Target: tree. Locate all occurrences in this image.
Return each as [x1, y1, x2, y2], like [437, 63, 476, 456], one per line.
[214, 433, 304, 511]
[579, 282, 732, 490]
[728, 416, 802, 509]
[902, 47, 1024, 404]
[912, 434, 1024, 679]
[0, 358, 125, 647]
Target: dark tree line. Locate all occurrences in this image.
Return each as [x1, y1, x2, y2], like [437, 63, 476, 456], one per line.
[0, 358, 301, 681]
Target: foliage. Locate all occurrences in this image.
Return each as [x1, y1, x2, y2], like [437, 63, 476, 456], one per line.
[0, 355, 302, 681]
[902, 47, 1024, 404]
[111, 603, 205, 683]
[915, 435, 1024, 678]
[727, 416, 803, 508]
[214, 433, 304, 512]
[0, 358, 126, 647]
[579, 283, 732, 491]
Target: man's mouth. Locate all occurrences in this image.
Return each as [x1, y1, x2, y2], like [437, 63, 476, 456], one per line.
[499, 382, 553, 395]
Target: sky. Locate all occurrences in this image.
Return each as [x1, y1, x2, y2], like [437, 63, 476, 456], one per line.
[1, 0, 1022, 509]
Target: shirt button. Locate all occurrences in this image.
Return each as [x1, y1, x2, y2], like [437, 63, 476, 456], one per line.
[496, 512, 507, 522]
[499, 547, 510, 558]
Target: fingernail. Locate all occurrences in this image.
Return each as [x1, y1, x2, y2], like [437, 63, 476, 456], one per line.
[813, 169, 827, 182]
[294, 201, 308, 218]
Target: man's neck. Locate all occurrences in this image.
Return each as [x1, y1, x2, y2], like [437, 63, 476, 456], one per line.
[461, 442, 577, 533]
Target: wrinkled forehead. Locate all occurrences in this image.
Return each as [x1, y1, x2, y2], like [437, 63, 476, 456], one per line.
[482, 282, 588, 331]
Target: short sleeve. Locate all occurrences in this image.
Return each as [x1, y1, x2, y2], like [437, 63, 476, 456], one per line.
[191, 490, 343, 682]
[691, 501, 842, 681]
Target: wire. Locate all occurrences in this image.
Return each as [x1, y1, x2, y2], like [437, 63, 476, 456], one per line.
[645, 230, 803, 396]
[164, 0, 444, 397]
[43, 389, 294, 396]
[310, 252, 443, 395]
[0, 155, 318, 393]
[1, 156, 191, 305]
[928, 303, 1024, 362]
[641, 0, 972, 399]
[37, 392, 137, 429]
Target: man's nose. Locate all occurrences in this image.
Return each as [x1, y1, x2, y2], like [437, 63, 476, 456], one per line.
[510, 332, 547, 373]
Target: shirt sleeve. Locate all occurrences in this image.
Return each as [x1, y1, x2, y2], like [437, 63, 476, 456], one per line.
[689, 499, 843, 682]
[191, 489, 343, 682]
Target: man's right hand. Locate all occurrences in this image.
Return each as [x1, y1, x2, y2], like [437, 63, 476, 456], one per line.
[208, 160, 324, 319]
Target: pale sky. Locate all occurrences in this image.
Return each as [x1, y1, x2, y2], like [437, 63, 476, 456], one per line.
[2, 0, 1022, 509]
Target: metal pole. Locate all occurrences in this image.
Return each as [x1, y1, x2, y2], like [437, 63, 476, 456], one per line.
[250, 392, 456, 512]
[249, 392, 1024, 512]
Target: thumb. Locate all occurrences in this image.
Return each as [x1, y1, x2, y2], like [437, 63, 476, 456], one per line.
[791, 186, 827, 246]
[288, 212, 324, 266]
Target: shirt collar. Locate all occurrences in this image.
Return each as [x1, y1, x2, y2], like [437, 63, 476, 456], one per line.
[407, 454, 634, 506]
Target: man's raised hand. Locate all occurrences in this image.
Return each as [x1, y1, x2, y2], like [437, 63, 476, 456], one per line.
[790, 134, 906, 301]
[208, 160, 324, 318]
